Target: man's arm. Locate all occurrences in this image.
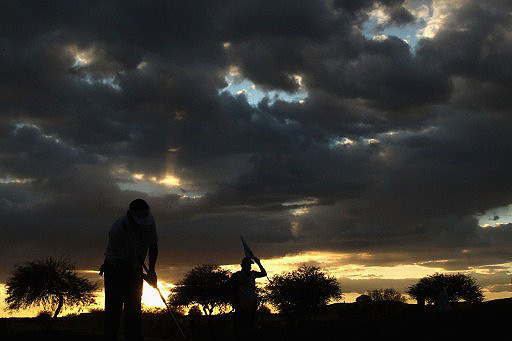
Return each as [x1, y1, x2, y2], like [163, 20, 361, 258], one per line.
[100, 224, 116, 276]
[147, 243, 158, 286]
[229, 273, 240, 308]
[148, 243, 158, 272]
[253, 257, 267, 278]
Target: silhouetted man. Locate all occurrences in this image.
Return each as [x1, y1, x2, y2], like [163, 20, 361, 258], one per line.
[100, 198, 158, 341]
[230, 256, 267, 332]
[436, 286, 451, 312]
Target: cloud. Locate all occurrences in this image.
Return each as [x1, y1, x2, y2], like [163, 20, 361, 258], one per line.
[1, 0, 512, 297]
[417, 0, 468, 39]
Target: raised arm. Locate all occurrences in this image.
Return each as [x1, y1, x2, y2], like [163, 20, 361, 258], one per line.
[253, 257, 267, 278]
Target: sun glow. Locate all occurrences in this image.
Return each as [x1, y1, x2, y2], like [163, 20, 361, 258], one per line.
[67, 46, 94, 67]
[156, 173, 181, 187]
[121, 169, 182, 188]
[221, 251, 448, 282]
[127, 170, 182, 188]
[291, 207, 310, 216]
[132, 173, 145, 180]
[141, 281, 173, 308]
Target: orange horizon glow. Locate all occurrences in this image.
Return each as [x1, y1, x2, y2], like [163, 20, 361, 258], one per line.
[1, 251, 511, 317]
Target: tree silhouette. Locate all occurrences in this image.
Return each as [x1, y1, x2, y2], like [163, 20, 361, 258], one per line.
[169, 264, 231, 315]
[407, 273, 483, 304]
[366, 288, 407, 302]
[5, 257, 97, 330]
[188, 305, 203, 316]
[265, 265, 341, 316]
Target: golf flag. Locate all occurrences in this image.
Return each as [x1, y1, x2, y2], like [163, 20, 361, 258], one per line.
[240, 235, 255, 259]
[240, 235, 272, 283]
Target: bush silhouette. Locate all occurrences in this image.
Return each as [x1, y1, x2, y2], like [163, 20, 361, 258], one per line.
[257, 304, 272, 315]
[169, 264, 232, 315]
[366, 288, 407, 302]
[5, 257, 97, 330]
[36, 310, 52, 320]
[407, 273, 483, 304]
[265, 265, 341, 316]
[188, 305, 203, 316]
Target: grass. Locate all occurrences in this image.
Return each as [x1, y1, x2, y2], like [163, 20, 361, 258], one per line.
[2, 298, 511, 340]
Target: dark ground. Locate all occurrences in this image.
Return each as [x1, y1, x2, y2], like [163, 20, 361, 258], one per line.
[1, 298, 510, 341]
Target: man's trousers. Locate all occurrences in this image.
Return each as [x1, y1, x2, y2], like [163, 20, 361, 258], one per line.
[104, 265, 144, 341]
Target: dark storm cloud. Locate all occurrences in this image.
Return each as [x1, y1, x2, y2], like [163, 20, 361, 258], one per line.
[332, 0, 408, 15]
[385, 5, 416, 27]
[418, 3, 512, 84]
[229, 22, 448, 112]
[0, 123, 98, 178]
[1, 0, 512, 290]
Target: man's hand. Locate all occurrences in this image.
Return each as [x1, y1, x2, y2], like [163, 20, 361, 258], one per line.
[99, 263, 106, 277]
[146, 270, 158, 288]
[253, 257, 267, 278]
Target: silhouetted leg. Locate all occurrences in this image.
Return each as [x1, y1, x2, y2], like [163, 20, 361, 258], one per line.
[124, 273, 143, 341]
[104, 269, 123, 341]
[234, 310, 241, 333]
[242, 309, 256, 331]
[234, 308, 256, 337]
[247, 309, 256, 330]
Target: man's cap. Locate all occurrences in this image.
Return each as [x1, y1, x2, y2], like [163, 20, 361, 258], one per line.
[129, 198, 149, 211]
[128, 198, 154, 225]
[241, 256, 253, 265]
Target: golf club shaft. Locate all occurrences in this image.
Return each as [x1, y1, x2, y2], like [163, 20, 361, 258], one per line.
[142, 263, 186, 339]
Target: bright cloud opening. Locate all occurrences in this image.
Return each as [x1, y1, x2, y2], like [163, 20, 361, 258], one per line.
[220, 66, 308, 106]
[67, 46, 95, 67]
[0, 176, 34, 184]
[332, 137, 356, 147]
[155, 173, 181, 188]
[475, 204, 512, 227]
[291, 207, 310, 216]
[418, 0, 469, 39]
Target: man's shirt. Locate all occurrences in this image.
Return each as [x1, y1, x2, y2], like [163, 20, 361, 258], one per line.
[232, 271, 257, 300]
[230, 270, 265, 304]
[104, 213, 158, 271]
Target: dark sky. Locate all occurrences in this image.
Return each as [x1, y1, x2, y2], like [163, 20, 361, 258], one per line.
[1, 0, 512, 295]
